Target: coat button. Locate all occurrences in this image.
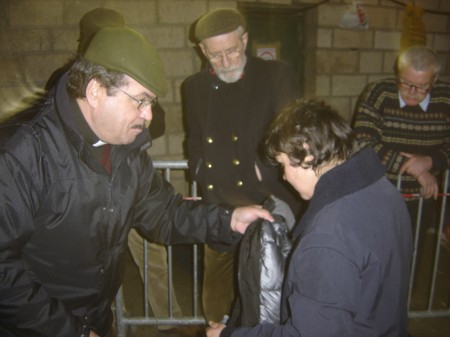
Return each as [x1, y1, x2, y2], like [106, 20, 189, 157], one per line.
[236, 180, 243, 187]
[207, 137, 213, 143]
[232, 135, 238, 142]
[206, 162, 213, 169]
[207, 184, 214, 190]
[233, 159, 240, 166]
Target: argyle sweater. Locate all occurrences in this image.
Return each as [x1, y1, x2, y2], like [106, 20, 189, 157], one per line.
[353, 77, 450, 196]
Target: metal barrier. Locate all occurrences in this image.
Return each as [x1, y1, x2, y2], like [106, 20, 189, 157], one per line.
[402, 170, 450, 319]
[115, 160, 205, 337]
[115, 161, 450, 336]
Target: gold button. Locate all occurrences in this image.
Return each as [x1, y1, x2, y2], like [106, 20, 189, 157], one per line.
[233, 159, 240, 166]
[232, 135, 238, 142]
[206, 162, 213, 169]
[236, 180, 243, 187]
[207, 137, 213, 143]
[207, 184, 214, 190]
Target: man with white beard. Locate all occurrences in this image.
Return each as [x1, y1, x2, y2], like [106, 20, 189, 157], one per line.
[182, 8, 303, 324]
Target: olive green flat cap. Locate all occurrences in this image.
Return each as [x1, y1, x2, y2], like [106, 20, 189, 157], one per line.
[195, 8, 246, 41]
[84, 26, 168, 97]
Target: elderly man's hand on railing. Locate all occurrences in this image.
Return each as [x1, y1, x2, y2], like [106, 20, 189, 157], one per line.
[417, 171, 439, 199]
[399, 152, 432, 178]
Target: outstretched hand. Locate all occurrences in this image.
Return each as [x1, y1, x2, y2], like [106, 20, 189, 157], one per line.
[206, 321, 226, 337]
[230, 205, 274, 234]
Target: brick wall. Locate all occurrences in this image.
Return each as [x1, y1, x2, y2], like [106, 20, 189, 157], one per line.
[1, 0, 449, 162]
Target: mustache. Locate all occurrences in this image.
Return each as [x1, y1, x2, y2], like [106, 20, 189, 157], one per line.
[131, 124, 144, 130]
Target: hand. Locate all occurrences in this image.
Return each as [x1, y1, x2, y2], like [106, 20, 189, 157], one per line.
[230, 206, 274, 234]
[399, 153, 432, 178]
[90, 331, 100, 337]
[417, 171, 439, 199]
[206, 321, 226, 337]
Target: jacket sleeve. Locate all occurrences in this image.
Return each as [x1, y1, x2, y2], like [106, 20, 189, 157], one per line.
[133, 154, 240, 248]
[0, 153, 83, 337]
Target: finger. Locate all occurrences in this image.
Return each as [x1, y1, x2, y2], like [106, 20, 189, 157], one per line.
[400, 152, 413, 158]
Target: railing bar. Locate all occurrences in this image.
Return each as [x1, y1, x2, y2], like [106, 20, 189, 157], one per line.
[427, 170, 449, 309]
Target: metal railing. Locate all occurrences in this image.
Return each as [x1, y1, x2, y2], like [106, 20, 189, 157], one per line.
[115, 161, 450, 336]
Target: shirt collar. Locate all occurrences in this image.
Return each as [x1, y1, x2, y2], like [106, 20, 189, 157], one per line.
[399, 92, 430, 111]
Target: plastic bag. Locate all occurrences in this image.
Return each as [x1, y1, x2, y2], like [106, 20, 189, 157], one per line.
[340, 1, 369, 31]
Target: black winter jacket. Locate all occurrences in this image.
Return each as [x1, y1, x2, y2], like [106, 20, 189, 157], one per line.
[0, 75, 237, 337]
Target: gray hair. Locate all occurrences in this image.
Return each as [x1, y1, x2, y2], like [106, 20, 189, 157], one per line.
[396, 45, 441, 75]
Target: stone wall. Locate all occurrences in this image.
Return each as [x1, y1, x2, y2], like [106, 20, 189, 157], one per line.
[1, 0, 449, 162]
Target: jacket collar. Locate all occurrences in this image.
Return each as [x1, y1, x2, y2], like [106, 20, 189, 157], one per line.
[292, 148, 386, 240]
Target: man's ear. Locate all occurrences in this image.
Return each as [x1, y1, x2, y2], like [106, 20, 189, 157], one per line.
[199, 42, 207, 57]
[85, 78, 101, 107]
[242, 31, 249, 50]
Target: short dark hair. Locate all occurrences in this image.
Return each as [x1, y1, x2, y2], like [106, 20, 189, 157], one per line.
[67, 55, 127, 99]
[264, 99, 357, 171]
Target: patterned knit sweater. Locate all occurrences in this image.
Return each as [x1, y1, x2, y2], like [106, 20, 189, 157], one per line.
[353, 77, 450, 196]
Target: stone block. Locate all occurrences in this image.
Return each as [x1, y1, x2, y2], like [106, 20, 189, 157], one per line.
[22, 53, 73, 87]
[318, 4, 347, 27]
[174, 79, 184, 104]
[316, 50, 359, 74]
[433, 34, 450, 52]
[148, 136, 167, 156]
[315, 75, 330, 96]
[383, 51, 397, 73]
[0, 56, 23, 85]
[140, 26, 186, 49]
[374, 31, 401, 50]
[360, 51, 383, 73]
[366, 7, 397, 29]
[160, 50, 195, 77]
[103, 0, 157, 26]
[0, 29, 50, 52]
[167, 132, 186, 156]
[415, 0, 440, 10]
[317, 28, 332, 48]
[333, 29, 373, 49]
[165, 104, 184, 134]
[209, 1, 237, 11]
[52, 28, 79, 52]
[9, 1, 64, 26]
[331, 75, 366, 96]
[368, 74, 390, 84]
[64, 1, 105, 25]
[160, 0, 206, 24]
[422, 13, 448, 32]
[327, 97, 352, 122]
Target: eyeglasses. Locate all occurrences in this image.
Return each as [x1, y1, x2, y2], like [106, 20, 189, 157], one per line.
[206, 46, 242, 63]
[114, 87, 158, 111]
[397, 79, 434, 94]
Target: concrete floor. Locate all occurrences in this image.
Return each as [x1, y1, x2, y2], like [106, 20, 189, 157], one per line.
[121, 234, 450, 337]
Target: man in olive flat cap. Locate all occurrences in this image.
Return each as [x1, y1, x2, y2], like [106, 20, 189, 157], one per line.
[0, 25, 274, 337]
[183, 7, 303, 325]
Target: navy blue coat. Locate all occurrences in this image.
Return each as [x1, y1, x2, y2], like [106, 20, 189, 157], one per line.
[222, 149, 412, 337]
